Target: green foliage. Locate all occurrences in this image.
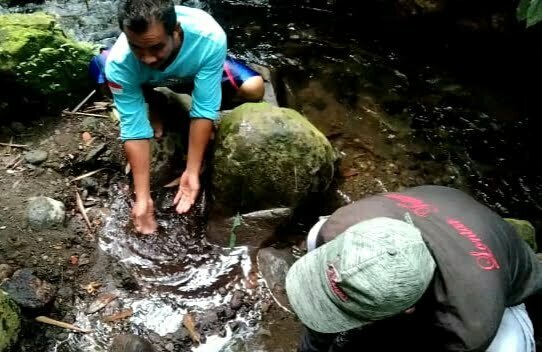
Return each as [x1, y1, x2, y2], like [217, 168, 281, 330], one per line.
[14, 43, 92, 98]
[517, 0, 542, 27]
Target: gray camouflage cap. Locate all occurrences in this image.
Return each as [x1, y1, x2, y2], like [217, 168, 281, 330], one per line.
[285, 217, 436, 333]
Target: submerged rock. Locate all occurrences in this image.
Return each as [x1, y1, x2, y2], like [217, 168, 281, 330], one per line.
[111, 334, 155, 352]
[0, 290, 21, 351]
[257, 247, 295, 311]
[24, 149, 48, 165]
[211, 102, 337, 212]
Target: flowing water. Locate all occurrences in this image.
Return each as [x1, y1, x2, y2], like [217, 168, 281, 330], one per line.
[53, 182, 272, 352]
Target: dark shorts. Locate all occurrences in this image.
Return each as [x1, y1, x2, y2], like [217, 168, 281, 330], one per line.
[141, 55, 261, 110]
[89, 49, 260, 109]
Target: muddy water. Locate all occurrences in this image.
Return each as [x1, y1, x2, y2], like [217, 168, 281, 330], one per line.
[53, 182, 273, 352]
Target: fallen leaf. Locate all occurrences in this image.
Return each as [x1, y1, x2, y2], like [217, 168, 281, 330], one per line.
[340, 168, 359, 178]
[183, 313, 201, 345]
[86, 292, 118, 314]
[102, 308, 133, 322]
[163, 177, 180, 188]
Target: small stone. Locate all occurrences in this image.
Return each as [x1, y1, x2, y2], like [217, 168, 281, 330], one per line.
[165, 342, 174, 351]
[0, 264, 15, 282]
[230, 290, 245, 310]
[80, 177, 98, 191]
[110, 334, 154, 352]
[24, 150, 48, 165]
[218, 287, 227, 296]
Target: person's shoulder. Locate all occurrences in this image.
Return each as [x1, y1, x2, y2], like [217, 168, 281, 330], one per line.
[175, 5, 225, 43]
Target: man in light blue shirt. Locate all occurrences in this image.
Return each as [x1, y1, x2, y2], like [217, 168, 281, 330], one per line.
[105, 0, 264, 234]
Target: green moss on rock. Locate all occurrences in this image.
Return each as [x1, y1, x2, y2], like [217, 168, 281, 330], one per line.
[0, 290, 21, 351]
[504, 218, 537, 251]
[212, 102, 337, 212]
[0, 12, 96, 108]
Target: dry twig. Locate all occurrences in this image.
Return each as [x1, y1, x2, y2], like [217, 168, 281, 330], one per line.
[35, 316, 93, 333]
[76, 191, 93, 232]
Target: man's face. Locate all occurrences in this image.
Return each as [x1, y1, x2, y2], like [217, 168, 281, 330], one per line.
[125, 21, 180, 70]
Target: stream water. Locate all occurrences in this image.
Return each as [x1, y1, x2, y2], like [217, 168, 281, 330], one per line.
[1, 0, 540, 350]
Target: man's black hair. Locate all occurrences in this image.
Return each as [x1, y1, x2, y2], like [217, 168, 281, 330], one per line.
[117, 0, 177, 35]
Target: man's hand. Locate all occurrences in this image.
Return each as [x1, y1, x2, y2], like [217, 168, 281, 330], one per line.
[173, 170, 200, 214]
[132, 197, 158, 234]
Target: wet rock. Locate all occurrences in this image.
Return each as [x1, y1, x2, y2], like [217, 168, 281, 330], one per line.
[112, 262, 139, 290]
[211, 102, 337, 213]
[0, 263, 15, 282]
[84, 143, 107, 163]
[504, 218, 537, 251]
[110, 334, 155, 352]
[27, 196, 65, 230]
[198, 310, 219, 331]
[0, 290, 21, 351]
[257, 247, 295, 311]
[150, 131, 185, 188]
[24, 149, 48, 165]
[230, 290, 245, 310]
[0, 268, 57, 310]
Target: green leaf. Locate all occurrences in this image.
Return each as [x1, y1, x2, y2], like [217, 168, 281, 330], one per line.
[527, 0, 542, 26]
[229, 213, 242, 249]
[517, 0, 531, 21]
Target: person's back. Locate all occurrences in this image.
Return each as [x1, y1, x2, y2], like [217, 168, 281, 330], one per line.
[290, 185, 542, 351]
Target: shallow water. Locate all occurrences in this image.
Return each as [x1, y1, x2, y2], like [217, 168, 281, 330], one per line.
[52, 183, 270, 352]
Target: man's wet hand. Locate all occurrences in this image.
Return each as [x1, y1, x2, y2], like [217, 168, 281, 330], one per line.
[173, 170, 200, 214]
[132, 198, 158, 234]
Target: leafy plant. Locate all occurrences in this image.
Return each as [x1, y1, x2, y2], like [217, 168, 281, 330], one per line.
[517, 0, 542, 27]
[229, 213, 242, 249]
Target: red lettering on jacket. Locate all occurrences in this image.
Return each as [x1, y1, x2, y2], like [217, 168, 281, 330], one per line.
[384, 194, 438, 217]
[447, 218, 500, 270]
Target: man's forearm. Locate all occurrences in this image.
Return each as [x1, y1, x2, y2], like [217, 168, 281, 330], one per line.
[186, 119, 213, 174]
[124, 139, 151, 200]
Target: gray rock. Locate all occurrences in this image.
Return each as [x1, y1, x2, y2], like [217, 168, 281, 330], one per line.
[257, 247, 295, 311]
[0, 268, 57, 310]
[111, 334, 155, 352]
[81, 116, 99, 132]
[24, 149, 48, 165]
[84, 143, 107, 163]
[80, 176, 98, 190]
[27, 196, 65, 230]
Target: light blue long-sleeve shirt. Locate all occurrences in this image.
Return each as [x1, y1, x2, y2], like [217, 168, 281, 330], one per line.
[105, 6, 227, 140]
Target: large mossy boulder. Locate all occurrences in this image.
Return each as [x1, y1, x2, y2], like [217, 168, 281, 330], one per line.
[211, 102, 337, 212]
[0, 12, 95, 114]
[0, 290, 21, 351]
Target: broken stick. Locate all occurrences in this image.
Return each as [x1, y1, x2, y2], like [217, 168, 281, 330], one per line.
[71, 89, 96, 114]
[0, 142, 28, 148]
[35, 316, 93, 333]
[75, 191, 93, 232]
